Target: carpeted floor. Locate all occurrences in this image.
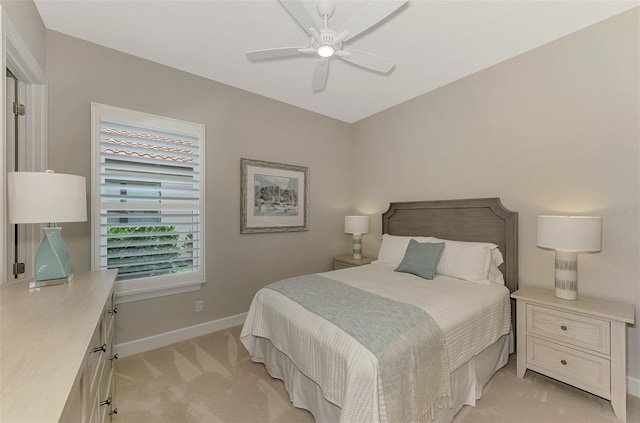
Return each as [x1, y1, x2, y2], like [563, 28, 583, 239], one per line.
[113, 326, 639, 423]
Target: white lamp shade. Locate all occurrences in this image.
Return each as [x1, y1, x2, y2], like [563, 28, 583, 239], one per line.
[8, 171, 87, 224]
[537, 215, 601, 252]
[345, 215, 369, 235]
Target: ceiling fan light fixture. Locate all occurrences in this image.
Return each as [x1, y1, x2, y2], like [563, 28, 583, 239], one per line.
[246, 0, 408, 91]
[317, 44, 335, 58]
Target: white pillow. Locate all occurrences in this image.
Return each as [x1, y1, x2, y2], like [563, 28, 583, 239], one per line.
[488, 248, 505, 285]
[431, 238, 497, 283]
[376, 234, 434, 266]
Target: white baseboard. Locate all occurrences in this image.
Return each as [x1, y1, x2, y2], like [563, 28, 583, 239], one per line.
[115, 312, 247, 358]
[629, 375, 640, 398]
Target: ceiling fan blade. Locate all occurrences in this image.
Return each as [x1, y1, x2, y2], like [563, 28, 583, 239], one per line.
[332, 31, 349, 47]
[246, 47, 307, 60]
[338, 49, 394, 73]
[280, 0, 318, 36]
[312, 58, 329, 92]
[339, 0, 408, 41]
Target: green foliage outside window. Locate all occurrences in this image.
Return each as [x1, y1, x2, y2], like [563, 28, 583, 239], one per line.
[107, 226, 193, 280]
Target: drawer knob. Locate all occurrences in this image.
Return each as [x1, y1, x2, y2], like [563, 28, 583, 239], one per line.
[560, 325, 567, 331]
[92, 343, 107, 353]
[109, 408, 118, 416]
[561, 359, 567, 365]
[108, 307, 118, 315]
[109, 353, 119, 361]
[100, 397, 111, 407]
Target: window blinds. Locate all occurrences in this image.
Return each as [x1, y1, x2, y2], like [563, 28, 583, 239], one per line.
[98, 120, 202, 282]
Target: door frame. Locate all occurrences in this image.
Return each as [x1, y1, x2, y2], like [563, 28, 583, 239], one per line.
[1, 8, 47, 284]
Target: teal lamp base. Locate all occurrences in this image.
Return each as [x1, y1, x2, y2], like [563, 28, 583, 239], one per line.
[30, 227, 74, 288]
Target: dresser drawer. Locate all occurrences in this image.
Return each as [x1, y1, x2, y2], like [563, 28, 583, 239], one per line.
[526, 304, 610, 354]
[60, 374, 84, 422]
[103, 292, 116, 341]
[97, 354, 114, 422]
[527, 335, 610, 398]
[86, 317, 105, 395]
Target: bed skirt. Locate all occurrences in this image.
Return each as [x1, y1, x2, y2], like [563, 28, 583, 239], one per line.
[249, 331, 512, 423]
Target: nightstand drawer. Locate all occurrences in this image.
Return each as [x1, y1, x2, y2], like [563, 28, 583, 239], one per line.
[526, 304, 610, 354]
[527, 336, 610, 398]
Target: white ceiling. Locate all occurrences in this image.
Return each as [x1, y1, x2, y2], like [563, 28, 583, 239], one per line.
[34, 0, 638, 123]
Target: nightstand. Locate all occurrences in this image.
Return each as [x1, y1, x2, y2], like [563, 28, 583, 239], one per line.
[333, 255, 375, 270]
[511, 286, 635, 422]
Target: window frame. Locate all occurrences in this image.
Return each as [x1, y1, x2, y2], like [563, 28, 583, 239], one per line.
[91, 103, 206, 303]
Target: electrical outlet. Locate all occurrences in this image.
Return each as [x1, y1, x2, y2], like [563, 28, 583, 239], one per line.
[195, 300, 203, 312]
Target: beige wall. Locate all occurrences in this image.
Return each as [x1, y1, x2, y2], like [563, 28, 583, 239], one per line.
[352, 9, 639, 381]
[45, 30, 353, 343]
[0, 0, 46, 72]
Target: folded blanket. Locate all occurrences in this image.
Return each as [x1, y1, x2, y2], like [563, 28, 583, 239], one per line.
[267, 274, 452, 422]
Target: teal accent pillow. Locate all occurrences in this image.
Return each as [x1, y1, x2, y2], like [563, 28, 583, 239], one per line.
[394, 240, 445, 280]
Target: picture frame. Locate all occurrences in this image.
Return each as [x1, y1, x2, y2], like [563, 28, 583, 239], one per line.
[240, 158, 309, 233]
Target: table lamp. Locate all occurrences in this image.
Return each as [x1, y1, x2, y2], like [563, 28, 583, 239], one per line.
[537, 215, 602, 300]
[7, 170, 87, 288]
[345, 216, 369, 260]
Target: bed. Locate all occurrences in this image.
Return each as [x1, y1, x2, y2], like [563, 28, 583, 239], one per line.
[241, 198, 518, 422]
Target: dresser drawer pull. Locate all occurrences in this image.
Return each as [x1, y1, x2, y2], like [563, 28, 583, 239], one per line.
[109, 408, 118, 416]
[100, 397, 111, 407]
[561, 359, 567, 365]
[91, 343, 107, 353]
[109, 353, 119, 361]
[108, 307, 118, 315]
[560, 325, 567, 331]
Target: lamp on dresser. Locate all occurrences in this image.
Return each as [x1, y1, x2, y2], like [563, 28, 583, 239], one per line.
[7, 170, 87, 288]
[344, 215, 369, 260]
[536, 215, 602, 300]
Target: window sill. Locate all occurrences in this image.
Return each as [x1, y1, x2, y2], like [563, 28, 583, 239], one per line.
[114, 279, 203, 304]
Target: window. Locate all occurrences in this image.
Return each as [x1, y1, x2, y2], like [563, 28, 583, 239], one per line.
[91, 103, 205, 302]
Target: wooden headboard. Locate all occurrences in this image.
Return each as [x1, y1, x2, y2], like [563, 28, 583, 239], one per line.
[382, 198, 518, 293]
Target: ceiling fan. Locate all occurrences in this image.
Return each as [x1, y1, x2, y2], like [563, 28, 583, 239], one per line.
[245, 0, 408, 92]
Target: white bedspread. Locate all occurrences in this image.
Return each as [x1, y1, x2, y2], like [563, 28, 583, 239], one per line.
[326, 263, 512, 371]
[240, 263, 511, 422]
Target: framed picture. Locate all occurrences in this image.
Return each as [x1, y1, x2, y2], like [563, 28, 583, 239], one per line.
[241, 158, 309, 233]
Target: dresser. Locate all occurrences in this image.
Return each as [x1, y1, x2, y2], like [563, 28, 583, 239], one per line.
[0, 270, 118, 422]
[333, 254, 376, 270]
[511, 286, 635, 422]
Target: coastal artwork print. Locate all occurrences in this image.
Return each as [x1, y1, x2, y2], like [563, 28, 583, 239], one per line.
[241, 159, 309, 233]
[253, 174, 299, 216]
